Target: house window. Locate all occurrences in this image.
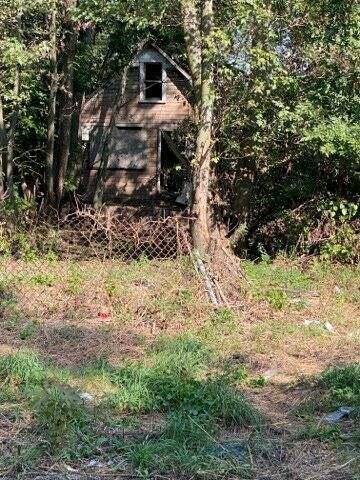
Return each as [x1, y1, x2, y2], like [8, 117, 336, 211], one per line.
[140, 62, 165, 102]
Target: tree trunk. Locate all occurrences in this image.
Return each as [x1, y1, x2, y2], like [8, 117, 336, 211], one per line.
[6, 65, 20, 202]
[56, 0, 78, 206]
[181, 0, 215, 254]
[45, 0, 58, 207]
[0, 95, 5, 199]
[93, 67, 129, 208]
[180, 0, 202, 117]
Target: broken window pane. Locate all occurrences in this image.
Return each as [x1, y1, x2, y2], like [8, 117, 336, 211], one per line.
[144, 62, 163, 100]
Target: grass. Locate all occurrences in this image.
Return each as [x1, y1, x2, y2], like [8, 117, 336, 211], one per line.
[0, 255, 359, 478]
[0, 337, 261, 477]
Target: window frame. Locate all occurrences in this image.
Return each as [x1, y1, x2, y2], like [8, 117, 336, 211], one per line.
[139, 61, 166, 104]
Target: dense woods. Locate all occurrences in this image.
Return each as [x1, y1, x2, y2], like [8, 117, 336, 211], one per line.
[0, 0, 359, 260]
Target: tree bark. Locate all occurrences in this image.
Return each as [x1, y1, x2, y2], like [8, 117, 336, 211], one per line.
[93, 67, 129, 208]
[181, 0, 215, 254]
[6, 65, 20, 202]
[45, 0, 58, 207]
[0, 95, 5, 199]
[56, 0, 78, 206]
[180, 0, 202, 117]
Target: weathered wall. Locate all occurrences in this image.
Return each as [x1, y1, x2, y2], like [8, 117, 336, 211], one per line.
[80, 47, 191, 202]
[83, 128, 159, 200]
[80, 68, 191, 129]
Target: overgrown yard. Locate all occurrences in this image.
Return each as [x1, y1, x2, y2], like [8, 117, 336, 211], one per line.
[0, 256, 359, 479]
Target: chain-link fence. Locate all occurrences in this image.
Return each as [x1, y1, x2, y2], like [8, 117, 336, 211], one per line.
[0, 207, 197, 335]
[0, 206, 191, 261]
[0, 205, 245, 351]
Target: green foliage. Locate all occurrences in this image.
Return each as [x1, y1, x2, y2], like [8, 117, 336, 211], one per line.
[0, 350, 45, 388]
[104, 335, 260, 430]
[320, 363, 360, 407]
[67, 265, 84, 295]
[264, 289, 288, 310]
[32, 385, 90, 456]
[218, 0, 360, 261]
[30, 272, 57, 287]
[243, 258, 311, 308]
[296, 423, 341, 443]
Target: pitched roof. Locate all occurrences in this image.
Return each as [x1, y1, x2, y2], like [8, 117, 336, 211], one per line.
[149, 43, 191, 81]
[82, 44, 191, 111]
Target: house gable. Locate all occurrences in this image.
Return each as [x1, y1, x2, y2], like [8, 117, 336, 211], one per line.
[80, 45, 192, 130]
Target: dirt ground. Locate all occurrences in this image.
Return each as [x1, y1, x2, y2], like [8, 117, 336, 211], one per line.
[0, 256, 359, 479]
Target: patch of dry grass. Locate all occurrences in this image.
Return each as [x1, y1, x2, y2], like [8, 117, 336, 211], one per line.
[0, 255, 359, 479]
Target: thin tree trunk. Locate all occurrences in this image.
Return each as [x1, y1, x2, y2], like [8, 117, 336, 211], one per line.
[45, 0, 58, 207]
[0, 95, 5, 199]
[56, 0, 78, 206]
[180, 0, 202, 117]
[93, 67, 129, 208]
[181, 0, 215, 254]
[6, 65, 20, 202]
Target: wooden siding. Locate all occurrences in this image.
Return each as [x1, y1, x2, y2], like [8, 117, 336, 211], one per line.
[80, 46, 191, 202]
[80, 68, 191, 128]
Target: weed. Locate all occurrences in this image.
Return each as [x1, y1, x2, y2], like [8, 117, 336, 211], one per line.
[16, 232, 38, 262]
[222, 363, 249, 384]
[30, 272, 57, 287]
[243, 259, 312, 291]
[32, 385, 90, 456]
[265, 289, 288, 309]
[104, 335, 261, 432]
[0, 443, 41, 474]
[249, 375, 267, 388]
[67, 265, 84, 294]
[320, 363, 360, 406]
[20, 320, 38, 340]
[296, 422, 342, 442]
[212, 307, 235, 324]
[179, 288, 193, 302]
[0, 350, 45, 388]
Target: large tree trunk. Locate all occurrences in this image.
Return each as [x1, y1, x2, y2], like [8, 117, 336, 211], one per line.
[6, 66, 20, 202]
[93, 67, 129, 208]
[0, 95, 5, 199]
[56, 0, 78, 206]
[45, 1, 58, 207]
[181, 0, 215, 254]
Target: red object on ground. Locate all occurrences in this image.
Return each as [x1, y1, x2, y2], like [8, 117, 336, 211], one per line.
[98, 309, 111, 319]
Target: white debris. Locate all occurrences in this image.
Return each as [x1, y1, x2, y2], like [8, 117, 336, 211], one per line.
[324, 321, 335, 333]
[324, 406, 354, 423]
[63, 464, 78, 473]
[303, 319, 335, 333]
[87, 459, 104, 468]
[79, 392, 94, 402]
[263, 368, 279, 380]
[304, 318, 321, 326]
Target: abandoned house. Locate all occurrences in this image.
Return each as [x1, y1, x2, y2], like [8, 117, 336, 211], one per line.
[79, 44, 192, 205]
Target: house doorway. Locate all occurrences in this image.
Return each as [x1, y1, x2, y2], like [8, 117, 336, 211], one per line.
[159, 131, 186, 197]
